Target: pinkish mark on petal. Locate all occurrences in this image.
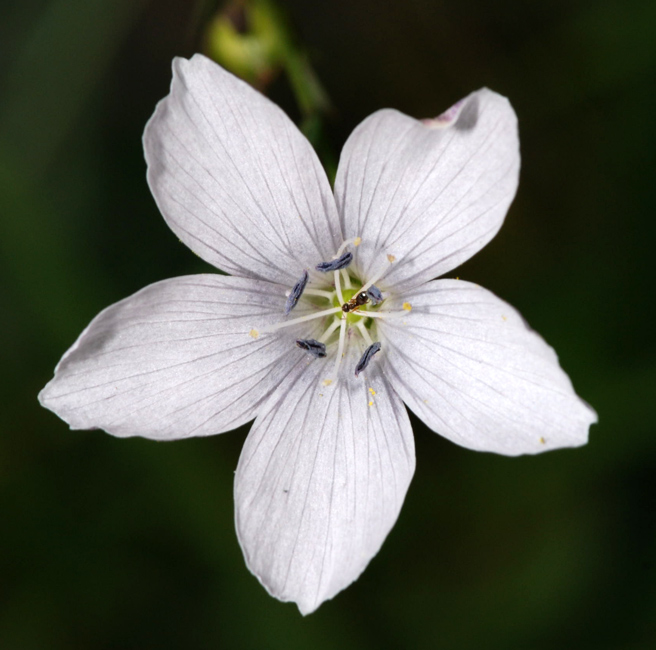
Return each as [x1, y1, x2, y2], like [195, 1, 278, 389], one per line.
[421, 98, 465, 129]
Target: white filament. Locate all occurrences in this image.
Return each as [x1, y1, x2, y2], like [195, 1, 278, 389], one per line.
[304, 288, 334, 300]
[335, 237, 361, 257]
[354, 309, 404, 320]
[356, 321, 374, 347]
[319, 318, 342, 343]
[340, 269, 352, 290]
[358, 254, 397, 294]
[260, 306, 342, 333]
[333, 317, 347, 376]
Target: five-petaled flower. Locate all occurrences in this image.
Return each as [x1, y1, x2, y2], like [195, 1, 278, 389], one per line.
[39, 54, 597, 614]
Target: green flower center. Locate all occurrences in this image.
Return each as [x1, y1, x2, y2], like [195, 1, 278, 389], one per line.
[333, 287, 369, 324]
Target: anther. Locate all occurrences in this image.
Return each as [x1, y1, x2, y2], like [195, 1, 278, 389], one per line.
[366, 285, 383, 305]
[355, 342, 382, 377]
[284, 270, 309, 315]
[295, 339, 327, 359]
[316, 251, 353, 273]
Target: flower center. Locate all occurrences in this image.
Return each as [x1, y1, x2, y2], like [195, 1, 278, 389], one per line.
[252, 238, 407, 380]
[332, 287, 369, 324]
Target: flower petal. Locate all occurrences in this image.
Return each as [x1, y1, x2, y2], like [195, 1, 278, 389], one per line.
[379, 280, 597, 456]
[144, 55, 342, 285]
[39, 275, 304, 439]
[334, 89, 520, 292]
[235, 346, 415, 614]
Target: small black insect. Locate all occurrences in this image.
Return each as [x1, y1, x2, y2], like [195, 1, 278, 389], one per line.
[342, 291, 369, 313]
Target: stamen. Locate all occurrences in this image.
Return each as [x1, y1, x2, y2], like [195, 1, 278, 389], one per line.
[355, 321, 374, 347]
[335, 237, 361, 257]
[259, 306, 342, 333]
[333, 317, 347, 376]
[284, 270, 309, 315]
[319, 318, 341, 343]
[355, 342, 381, 377]
[359, 254, 396, 294]
[366, 285, 383, 305]
[316, 251, 353, 272]
[295, 339, 327, 358]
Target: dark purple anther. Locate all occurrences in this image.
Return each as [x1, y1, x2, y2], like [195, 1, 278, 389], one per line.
[355, 342, 381, 377]
[284, 270, 309, 315]
[315, 252, 353, 273]
[366, 285, 383, 305]
[295, 339, 327, 359]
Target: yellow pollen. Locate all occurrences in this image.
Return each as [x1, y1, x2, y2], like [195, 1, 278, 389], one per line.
[539, 437, 546, 444]
[249, 329, 259, 339]
[402, 302, 412, 311]
[368, 387, 376, 396]
[387, 254, 396, 263]
[322, 379, 332, 387]
[368, 401, 374, 407]
[354, 237, 362, 246]
[502, 315, 507, 321]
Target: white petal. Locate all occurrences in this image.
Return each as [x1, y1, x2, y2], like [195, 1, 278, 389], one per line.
[235, 345, 415, 614]
[39, 275, 305, 440]
[144, 55, 342, 286]
[379, 280, 597, 456]
[334, 89, 520, 292]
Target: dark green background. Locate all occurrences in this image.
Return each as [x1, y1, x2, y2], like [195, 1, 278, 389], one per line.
[2, 0, 655, 648]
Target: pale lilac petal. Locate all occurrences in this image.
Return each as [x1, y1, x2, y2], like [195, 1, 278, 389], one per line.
[235, 345, 415, 614]
[378, 280, 597, 456]
[334, 89, 520, 292]
[39, 275, 306, 440]
[144, 55, 342, 286]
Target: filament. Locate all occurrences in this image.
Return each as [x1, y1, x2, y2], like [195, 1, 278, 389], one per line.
[319, 318, 342, 343]
[358, 254, 396, 294]
[356, 321, 374, 347]
[259, 306, 342, 333]
[340, 269, 352, 290]
[335, 236, 361, 257]
[304, 288, 334, 300]
[333, 317, 347, 376]
[353, 309, 404, 320]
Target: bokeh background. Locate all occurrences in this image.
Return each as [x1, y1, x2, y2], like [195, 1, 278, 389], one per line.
[1, 0, 655, 648]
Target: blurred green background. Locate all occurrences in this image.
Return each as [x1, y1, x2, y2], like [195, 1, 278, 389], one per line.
[1, 0, 655, 648]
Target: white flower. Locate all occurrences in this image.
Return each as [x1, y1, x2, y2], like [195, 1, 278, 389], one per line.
[39, 54, 597, 614]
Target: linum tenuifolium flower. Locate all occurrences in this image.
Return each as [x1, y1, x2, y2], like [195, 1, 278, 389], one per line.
[40, 54, 597, 614]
